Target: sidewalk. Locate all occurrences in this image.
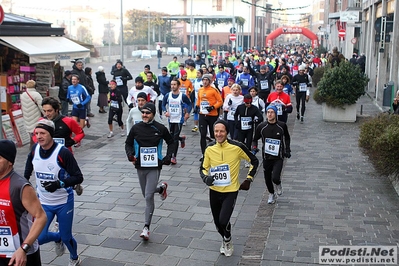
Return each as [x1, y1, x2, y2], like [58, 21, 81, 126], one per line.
[11, 58, 399, 265]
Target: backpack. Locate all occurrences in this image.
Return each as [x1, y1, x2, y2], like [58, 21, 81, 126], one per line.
[331, 54, 341, 67]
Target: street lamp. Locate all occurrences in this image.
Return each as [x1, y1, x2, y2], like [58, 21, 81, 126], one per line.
[120, 0, 124, 61]
[148, 7, 150, 49]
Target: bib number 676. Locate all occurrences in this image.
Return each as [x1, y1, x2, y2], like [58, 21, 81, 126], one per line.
[143, 155, 155, 161]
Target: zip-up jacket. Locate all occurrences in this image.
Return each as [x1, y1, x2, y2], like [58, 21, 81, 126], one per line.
[234, 104, 264, 130]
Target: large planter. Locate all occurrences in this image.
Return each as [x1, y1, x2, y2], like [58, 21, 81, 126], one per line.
[322, 103, 357, 122]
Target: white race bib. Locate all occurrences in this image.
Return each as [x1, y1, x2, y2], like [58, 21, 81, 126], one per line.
[200, 101, 210, 114]
[299, 83, 307, 92]
[241, 117, 252, 130]
[0, 227, 16, 258]
[264, 138, 280, 156]
[260, 80, 269, 90]
[53, 138, 65, 146]
[115, 76, 123, 86]
[218, 78, 224, 88]
[140, 147, 158, 167]
[71, 94, 80, 105]
[275, 104, 283, 115]
[210, 164, 231, 187]
[293, 70, 298, 76]
[110, 100, 119, 109]
[242, 79, 249, 87]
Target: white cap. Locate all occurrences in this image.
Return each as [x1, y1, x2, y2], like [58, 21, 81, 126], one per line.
[98, 66, 104, 72]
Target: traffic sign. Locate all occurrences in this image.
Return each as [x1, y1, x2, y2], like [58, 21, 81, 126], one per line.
[351, 38, 357, 44]
[229, 27, 236, 34]
[229, 34, 236, 41]
[0, 5, 4, 25]
[338, 29, 346, 38]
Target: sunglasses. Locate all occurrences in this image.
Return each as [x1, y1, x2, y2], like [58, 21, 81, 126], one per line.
[141, 111, 152, 115]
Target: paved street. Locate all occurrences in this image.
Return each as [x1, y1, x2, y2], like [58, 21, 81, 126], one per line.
[12, 56, 399, 265]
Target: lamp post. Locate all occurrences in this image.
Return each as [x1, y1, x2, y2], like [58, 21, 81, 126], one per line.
[190, 0, 194, 57]
[148, 7, 151, 49]
[120, 0, 124, 61]
[247, 5, 250, 50]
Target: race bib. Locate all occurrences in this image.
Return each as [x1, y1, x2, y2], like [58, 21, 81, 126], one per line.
[200, 101, 210, 114]
[53, 138, 65, 146]
[241, 117, 252, 130]
[218, 78, 224, 88]
[264, 138, 280, 156]
[71, 94, 80, 105]
[242, 79, 249, 87]
[275, 104, 283, 115]
[140, 147, 158, 167]
[180, 88, 186, 95]
[210, 164, 231, 187]
[110, 100, 119, 109]
[293, 70, 298, 76]
[260, 80, 269, 90]
[169, 102, 180, 115]
[0, 227, 16, 258]
[299, 83, 307, 92]
[115, 76, 123, 86]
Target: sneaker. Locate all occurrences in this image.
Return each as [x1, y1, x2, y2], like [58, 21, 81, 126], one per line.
[300, 116, 304, 123]
[140, 227, 150, 240]
[180, 135, 186, 148]
[296, 113, 300, 120]
[206, 136, 212, 142]
[244, 162, 250, 168]
[159, 182, 168, 200]
[276, 183, 283, 196]
[171, 157, 177, 165]
[74, 184, 83, 196]
[54, 241, 65, 257]
[220, 241, 226, 254]
[87, 113, 95, 117]
[191, 126, 199, 132]
[85, 117, 91, 128]
[74, 141, 81, 148]
[68, 257, 81, 266]
[183, 121, 187, 126]
[224, 240, 234, 257]
[120, 128, 126, 137]
[267, 193, 276, 204]
[107, 132, 114, 138]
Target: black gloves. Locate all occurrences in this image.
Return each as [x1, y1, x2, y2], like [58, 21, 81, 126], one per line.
[284, 152, 291, 158]
[202, 175, 214, 186]
[228, 99, 232, 106]
[239, 179, 251, 190]
[194, 106, 199, 114]
[238, 80, 243, 86]
[205, 106, 215, 112]
[68, 99, 73, 105]
[247, 120, 254, 125]
[42, 180, 62, 193]
[307, 83, 312, 87]
[162, 155, 172, 165]
[128, 103, 134, 108]
[76, 104, 83, 108]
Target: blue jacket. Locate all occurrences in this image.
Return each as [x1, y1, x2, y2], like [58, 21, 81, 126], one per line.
[215, 71, 230, 89]
[67, 84, 91, 110]
[158, 75, 171, 96]
[236, 73, 255, 95]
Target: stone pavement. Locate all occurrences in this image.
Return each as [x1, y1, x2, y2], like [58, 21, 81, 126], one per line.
[11, 57, 399, 265]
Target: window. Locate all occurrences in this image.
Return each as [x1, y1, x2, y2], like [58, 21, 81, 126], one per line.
[213, 0, 222, 11]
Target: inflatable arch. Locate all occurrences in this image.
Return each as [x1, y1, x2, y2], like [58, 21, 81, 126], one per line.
[266, 27, 319, 49]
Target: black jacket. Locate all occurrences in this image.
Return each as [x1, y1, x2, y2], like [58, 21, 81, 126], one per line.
[85, 74, 95, 95]
[96, 71, 109, 94]
[59, 77, 71, 101]
[234, 104, 264, 131]
[71, 65, 87, 88]
[113, 68, 133, 89]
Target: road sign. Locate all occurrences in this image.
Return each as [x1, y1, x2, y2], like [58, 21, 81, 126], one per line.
[229, 27, 236, 34]
[338, 29, 346, 38]
[0, 5, 4, 25]
[229, 34, 236, 41]
[351, 38, 357, 44]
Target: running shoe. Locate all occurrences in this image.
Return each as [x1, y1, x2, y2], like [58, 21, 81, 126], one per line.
[183, 121, 187, 126]
[86, 117, 91, 128]
[267, 193, 276, 204]
[68, 257, 81, 266]
[107, 132, 114, 138]
[191, 126, 199, 132]
[296, 113, 300, 120]
[171, 157, 177, 165]
[244, 162, 250, 168]
[87, 113, 95, 117]
[206, 136, 212, 142]
[180, 135, 186, 148]
[224, 240, 234, 257]
[120, 128, 126, 137]
[276, 184, 283, 196]
[74, 184, 83, 196]
[74, 141, 81, 148]
[140, 227, 150, 240]
[55, 241, 65, 256]
[220, 240, 226, 254]
[300, 116, 304, 123]
[159, 182, 168, 200]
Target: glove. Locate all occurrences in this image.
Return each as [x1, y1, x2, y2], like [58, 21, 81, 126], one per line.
[162, 155, 171, 165]
[42, 180, 62, 193]
[194, 106, 199, 114]
[284, 152, 291, 158]
[247, 120, 254, 125]
[76, 103, 83, 108]
[238, 80, 243, 86]
[202, 175, 214, 186]
[239, 179, 251, 190]
[128, 103, 134, 108]
[128, 155, 136, 163]
[307, 83, 312, 87]
[68, 99, 73, 105]
[228, 99, 232, 106]
[205, 106, 215, 112]
[253, 119, 259, 124]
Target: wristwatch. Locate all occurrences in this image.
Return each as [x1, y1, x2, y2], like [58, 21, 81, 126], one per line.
[21, 243, 31, 253]
[59, 180, 65, 188]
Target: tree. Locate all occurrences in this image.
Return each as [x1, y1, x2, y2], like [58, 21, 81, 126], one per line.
[77, 26, 93, 44]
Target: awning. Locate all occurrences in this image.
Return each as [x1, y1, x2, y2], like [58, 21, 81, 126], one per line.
[0, 36, 90, 64]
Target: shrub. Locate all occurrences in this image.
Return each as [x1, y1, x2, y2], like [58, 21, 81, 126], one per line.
[314, 61, 369, 108]
[312, 66, 325, 87]
[359, 113, 399, 176]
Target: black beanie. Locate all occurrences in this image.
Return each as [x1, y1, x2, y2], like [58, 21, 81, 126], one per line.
[0, 140, 17, 165]
[213, 120, 230, 135]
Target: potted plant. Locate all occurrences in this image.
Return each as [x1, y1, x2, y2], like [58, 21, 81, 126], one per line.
[313, 60, 369, 122]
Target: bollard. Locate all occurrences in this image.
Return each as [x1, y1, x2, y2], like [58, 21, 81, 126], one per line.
[360, 104, 363, 115]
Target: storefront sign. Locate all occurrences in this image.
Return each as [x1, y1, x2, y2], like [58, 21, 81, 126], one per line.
[56, 54, 72, 61]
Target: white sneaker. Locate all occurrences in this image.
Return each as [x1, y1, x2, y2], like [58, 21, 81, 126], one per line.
[267, 193, 276, 204]
[276, 184, 282, 196]
[68, 257, 81, 266]
[219, 241, 225, 254]
[140, 227, 150, 240]
[54, 241, 65, 257]
[224, 240, 234, 257]
[107, 131, 114, 138]
[244, 162, 250, 168]
[120, 128, 126, 137]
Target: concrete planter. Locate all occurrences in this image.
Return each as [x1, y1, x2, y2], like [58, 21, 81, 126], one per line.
[322, 103, 357, 122]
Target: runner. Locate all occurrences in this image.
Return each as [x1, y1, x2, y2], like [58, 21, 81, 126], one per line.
[292, 65, 311, 123]
[266, 80, 293, 123]
[107, 80, 125, 138]
[200, 120, 258, 257]
[24, 119, 84, 266]
[67, 75, 91, 131]
[253, 105, 291, 204]
[162, 79, 192, 164]
[222, 83, 243, 139]
[125, 102, 175, 240]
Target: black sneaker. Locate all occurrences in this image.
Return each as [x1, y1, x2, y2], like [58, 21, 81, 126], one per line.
[300, 116, 304, 123]
[296, 113, 300, 120]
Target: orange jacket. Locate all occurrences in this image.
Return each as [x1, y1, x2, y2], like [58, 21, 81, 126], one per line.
[178, 78, 194, 95]
[196, 85, 223, 116]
